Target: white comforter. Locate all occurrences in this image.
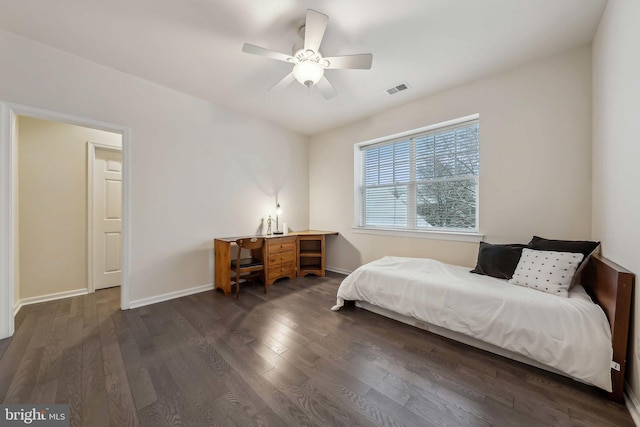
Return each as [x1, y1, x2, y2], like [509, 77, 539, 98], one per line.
[332, 256, 613, 391]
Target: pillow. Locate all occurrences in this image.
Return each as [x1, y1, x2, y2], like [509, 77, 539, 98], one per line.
[470, 242, 527, 280]
[527, 236, 600, 286]
[508, 248, 584, 297]
[527, 236, 599, 268]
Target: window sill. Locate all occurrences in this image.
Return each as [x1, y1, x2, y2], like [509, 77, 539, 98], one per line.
[351, 226, 484, 242]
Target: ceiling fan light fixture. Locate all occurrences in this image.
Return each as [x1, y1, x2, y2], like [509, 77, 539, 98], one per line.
[242, 10, 372, 98]
[293, 61, 324, 87]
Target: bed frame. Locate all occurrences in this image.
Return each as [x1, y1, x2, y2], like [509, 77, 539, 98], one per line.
[581, 253, 634, 402]
[354, 254, 634, 403]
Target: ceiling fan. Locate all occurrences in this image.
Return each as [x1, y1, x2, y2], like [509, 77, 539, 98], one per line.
[242, 9, 373, 99]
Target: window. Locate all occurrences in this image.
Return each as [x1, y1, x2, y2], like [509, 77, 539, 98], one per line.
[355, 116, 480, 235]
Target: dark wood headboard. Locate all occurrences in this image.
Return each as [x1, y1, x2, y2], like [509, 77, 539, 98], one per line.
[581, 253, 634, 403]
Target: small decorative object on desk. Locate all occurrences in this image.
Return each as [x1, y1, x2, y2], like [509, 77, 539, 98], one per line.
[282, 222, 288, 235]
[266, 215, 272, 235]
[273, 202, 283, 234]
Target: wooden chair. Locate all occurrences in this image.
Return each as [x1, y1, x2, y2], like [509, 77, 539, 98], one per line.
[231, 237, 266, 301]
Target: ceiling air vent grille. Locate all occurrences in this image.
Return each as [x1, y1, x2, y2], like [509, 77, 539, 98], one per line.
[386, 82, 409, 95]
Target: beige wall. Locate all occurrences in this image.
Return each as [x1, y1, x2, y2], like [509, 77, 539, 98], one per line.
[18, 116, 121, 299]
[0, 29, 309, 306]
[309, 45, 593, 272]
[592, 0, 640, 403]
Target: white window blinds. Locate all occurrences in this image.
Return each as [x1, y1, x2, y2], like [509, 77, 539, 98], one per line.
[360, 119, 479, 231]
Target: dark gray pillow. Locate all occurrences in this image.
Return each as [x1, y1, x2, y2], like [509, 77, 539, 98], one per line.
[527, 236, 600, 269]
[470, 242, 527, 280]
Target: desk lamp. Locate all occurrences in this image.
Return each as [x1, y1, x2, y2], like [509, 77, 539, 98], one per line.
[274, 203, 283, 234]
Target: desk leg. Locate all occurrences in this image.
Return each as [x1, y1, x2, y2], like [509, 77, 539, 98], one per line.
[214, 240, 231, 296]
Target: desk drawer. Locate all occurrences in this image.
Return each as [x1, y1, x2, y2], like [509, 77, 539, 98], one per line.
[267, 265, 296, 281]
[268, 250, 296, 266]
[268, 237, 296, 254]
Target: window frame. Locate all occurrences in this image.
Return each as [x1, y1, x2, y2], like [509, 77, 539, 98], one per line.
[353, 114, 483, 242]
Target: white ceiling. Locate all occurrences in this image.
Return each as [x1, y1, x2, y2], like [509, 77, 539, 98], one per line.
[0, 0, 607, 136]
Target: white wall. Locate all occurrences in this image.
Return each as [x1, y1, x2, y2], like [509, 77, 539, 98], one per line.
[12, 117, 19, 310]
[309, 46, 593, 272]
[0, 29, 309, 305]
[592, 0, 640, 403]
[18, 116, 121, 299]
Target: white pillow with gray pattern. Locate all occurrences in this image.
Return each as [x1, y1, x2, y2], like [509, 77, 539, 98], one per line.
[508, 248, 584, 297]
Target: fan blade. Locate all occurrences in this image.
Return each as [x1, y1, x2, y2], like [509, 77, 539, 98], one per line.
[304, 10, 329, 53]
[242, 43, 295, 63]
[316, 76, 337, 100]
[269, 72, 296, 91]
[324, 54, 373, 70]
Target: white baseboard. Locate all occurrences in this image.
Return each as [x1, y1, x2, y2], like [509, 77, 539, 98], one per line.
[325, 265, 352, 275]
[129, 283, 213, 309]
[625, 384, 640, 426]
[13, 283, 215, 315]
[15, 288, 89, 315]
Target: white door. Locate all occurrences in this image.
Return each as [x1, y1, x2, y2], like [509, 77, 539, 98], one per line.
[93, 148, 122, 290]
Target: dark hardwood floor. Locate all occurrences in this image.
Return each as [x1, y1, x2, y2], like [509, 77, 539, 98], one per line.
[0, 272, 634, 426]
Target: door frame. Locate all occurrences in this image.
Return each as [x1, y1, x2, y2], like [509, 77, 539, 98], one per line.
[87, 142, 123, 293]
[0, 101, 132, 339]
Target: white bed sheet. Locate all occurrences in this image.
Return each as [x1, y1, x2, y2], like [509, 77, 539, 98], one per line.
[331, 256, 613, 391]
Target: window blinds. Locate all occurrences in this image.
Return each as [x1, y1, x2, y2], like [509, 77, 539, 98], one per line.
[361, 119, 479, 231]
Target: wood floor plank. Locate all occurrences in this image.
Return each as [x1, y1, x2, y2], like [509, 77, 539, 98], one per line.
[276, 336, 422, 427]
[252, 405, 287, 427]
[366, 387, 438, 427]
[64, 316, 84, 349]
[3, 346, 45, 403]
[82, 292, 99, 339]
[0, 313, 38, 401]
[210, 328, 275, 377]
[81, 333, 110, 427]
[166, 311, 272, 420]
[69, 295, 84, 318]
[34, 309, 69, 385]
[25, 308, 55, 351]
[55, 345, 83, 427]
[1, 278, 634, 426]
[29, 378, 58, 403]
[263, 369, 376, 427]
[137, 327, 202, 426]
[279, 339, 372, 398]
[204, 327, 320, 426]
[404, 350, 492, 404]
[153, 331, 228, 426]
[405, 390, 492, 427]
[96, 301, 140, 426]
[13, 305, 29, 332]
[213, 351, 272, 418]
[113, 309, 158, 411]
[473, 396, 550, 427]
[211, 391, 258, 427]
[249, 341, 308, 387]
[54, 298, 72, 318]
[0, 336, 12, 361]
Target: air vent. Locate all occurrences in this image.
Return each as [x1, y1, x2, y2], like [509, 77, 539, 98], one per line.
[386, 82, 409, 95]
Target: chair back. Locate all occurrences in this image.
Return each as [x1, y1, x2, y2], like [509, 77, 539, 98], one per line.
[234, 237, 265, 301]
[236, 237, 265, 251]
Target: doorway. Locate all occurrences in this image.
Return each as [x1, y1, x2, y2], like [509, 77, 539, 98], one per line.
[89, 144, 123, 291]
[0, 102, 131, 339]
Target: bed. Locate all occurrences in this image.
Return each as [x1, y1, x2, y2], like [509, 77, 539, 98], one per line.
[331, 253, 633, 402]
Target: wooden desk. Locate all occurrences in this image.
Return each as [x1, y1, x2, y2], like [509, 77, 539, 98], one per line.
[214, 230, 338, 296]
